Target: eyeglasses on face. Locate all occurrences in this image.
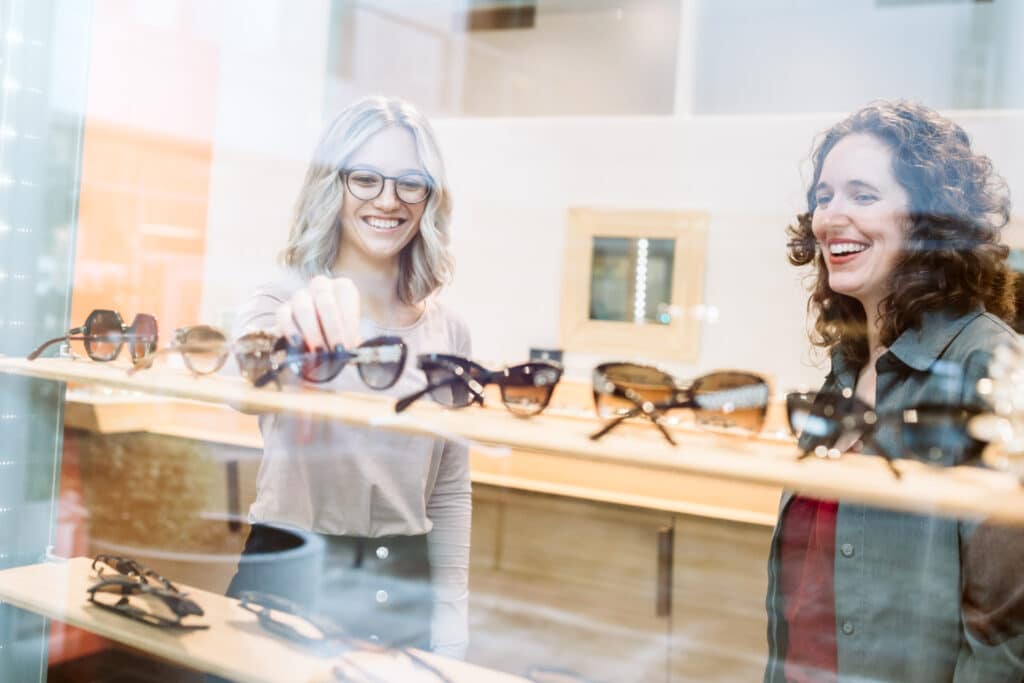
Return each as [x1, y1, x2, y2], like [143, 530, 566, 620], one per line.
[87, 576, 208, 630]
[786, 390, 983, 478]
[590, 364, 771, 445]
[394, 354, 563, 417]
[253, 335, 408, 390]
[28, 309, 158, 363]
[340, 167, 432, 204]
[130, 326, 282, 384]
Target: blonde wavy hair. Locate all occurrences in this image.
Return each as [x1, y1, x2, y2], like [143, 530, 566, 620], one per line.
[280, 96, 454, 305]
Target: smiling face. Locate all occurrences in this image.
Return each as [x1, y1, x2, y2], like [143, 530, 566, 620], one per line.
[811, 133, 911, 313]
[338, 125, 428, 267]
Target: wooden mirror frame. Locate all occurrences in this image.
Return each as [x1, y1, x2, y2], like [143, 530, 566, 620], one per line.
[560, 207, 708, 363]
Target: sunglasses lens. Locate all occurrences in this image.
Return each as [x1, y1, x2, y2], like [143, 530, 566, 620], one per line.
[423, 362, 474, 408]
[128, 314, 159, 362]
[356, 336, 406, 390]
[901, 407, 977, 466]
[234, 332, 280, 383]
[297, 347, 347, 383]
[692, 372, 769, 433]
[85, 310, 124, 361]
[787, 392, 841, 449]
[181, 326, 228, 374]
[592, 363, 675, 418]
[500, 363, 561, 417]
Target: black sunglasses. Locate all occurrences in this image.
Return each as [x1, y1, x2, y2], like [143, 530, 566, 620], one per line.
[92, 554, 179, 592]
[394, 354, 563, 417]
[786, 390, 984, 478]
[28, 309, 158, 362]
[239, 591, 452, 682]
[340, 167, 432, 204]
[590, 363, 771, 445]
[253, 335, 407, 390]
[130, 326, 281, 384]
[87, 576, 208, 630]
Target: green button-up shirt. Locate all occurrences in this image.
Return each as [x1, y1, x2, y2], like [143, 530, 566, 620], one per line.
[765, 309, 1024, 683]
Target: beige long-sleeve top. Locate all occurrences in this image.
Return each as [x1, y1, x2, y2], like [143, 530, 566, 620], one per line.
[231, 270, 472, 656]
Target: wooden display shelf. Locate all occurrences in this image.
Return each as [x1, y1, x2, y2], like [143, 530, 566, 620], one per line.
[0, 557, 523, 683]
[4, 356, 1024, 525]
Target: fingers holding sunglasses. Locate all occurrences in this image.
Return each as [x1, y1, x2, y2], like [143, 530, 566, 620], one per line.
[309, 275, 346, 351]
[282, 288, 328, 352]
[331, 276, 362, 350]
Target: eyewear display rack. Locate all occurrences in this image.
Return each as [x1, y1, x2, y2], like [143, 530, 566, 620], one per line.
[2, 356, 1024, 524]
[0, 557, 525, 683]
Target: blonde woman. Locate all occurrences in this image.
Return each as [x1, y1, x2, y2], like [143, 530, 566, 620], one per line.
[228, 96, 471, 658]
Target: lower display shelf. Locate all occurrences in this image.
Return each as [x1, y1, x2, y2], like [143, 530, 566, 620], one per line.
[0, 557, 524, 683]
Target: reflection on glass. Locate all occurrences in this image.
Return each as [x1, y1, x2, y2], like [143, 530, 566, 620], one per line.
[589, 237, 674, 325]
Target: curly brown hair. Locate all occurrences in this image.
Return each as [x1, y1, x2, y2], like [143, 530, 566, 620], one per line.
[787, 100, 1016, 368]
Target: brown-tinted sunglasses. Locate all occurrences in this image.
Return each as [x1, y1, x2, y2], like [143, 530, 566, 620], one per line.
[27, 309, 158, 363]
[129, 326, 281, 384]
[591, 363, 771, 445]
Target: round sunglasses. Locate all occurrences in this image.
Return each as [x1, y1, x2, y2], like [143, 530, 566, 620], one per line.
[27, 309, 158, 363]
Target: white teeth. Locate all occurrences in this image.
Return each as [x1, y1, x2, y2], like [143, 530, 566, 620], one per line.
[829, 242, 868, 255]
[366, 218, 400, 229]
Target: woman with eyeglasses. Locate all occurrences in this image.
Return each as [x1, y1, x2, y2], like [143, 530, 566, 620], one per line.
[226, 96, 471, 658]
[766, 101, 1023, 682]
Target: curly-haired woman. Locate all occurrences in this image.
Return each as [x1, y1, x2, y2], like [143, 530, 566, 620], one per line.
[765, 101, 1023, 682]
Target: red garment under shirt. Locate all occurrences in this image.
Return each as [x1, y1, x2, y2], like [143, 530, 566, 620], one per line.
[779, 495, 840, 683]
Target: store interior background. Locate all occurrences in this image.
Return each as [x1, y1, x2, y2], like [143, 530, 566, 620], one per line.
[69, 0, 1024, 395]
[30, 0, 1024, 677]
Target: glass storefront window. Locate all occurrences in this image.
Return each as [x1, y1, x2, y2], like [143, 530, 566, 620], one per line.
[1, 2, 1023, 682]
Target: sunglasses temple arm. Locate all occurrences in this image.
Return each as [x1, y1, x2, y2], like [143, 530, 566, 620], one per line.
[26, 331, 87, 360]
[127, 346, 174, 375]
[862, 430, 902, 479]
[590, 412, 632, 441]
[394, 375, 486, 414]
[253, 365, 285, 389]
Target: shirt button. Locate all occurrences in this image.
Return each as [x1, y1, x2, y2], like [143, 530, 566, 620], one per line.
[375, 590, 389, 603]
[842, 621, 855, 635]
[840, 543, 855, 558]
[376, 546, 389, 560]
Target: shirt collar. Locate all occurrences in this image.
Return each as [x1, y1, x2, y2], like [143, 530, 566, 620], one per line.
[828, 307, 984, 378]
[887, 307, 984, 371]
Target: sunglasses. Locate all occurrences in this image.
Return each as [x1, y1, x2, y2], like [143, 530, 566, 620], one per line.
[130, 326, 281, 383]
[87, 554, 206, 630]
[92, 554, 179, 592]
[341, 167, 432, 204]
[239, 591, 452, 682]
[590, 364, 771, 445]
[28, 309, 158, 363]
[394, 354, 564, 417]
[786, 390, 983, 478]
[253, 335, 408, 390]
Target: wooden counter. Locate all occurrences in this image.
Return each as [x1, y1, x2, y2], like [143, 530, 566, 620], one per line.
[0, 558, 524, 683]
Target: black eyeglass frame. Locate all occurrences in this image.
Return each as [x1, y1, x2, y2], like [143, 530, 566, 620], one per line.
[786, 390, 984, 478]
[87, 576, 208, 630]
[339, 167, 433, 204]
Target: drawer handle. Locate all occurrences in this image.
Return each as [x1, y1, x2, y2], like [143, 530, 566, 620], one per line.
[656, 526, 673, 617]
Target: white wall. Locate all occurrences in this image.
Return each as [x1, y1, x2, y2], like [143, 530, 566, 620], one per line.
[197, 2, 1024, 394]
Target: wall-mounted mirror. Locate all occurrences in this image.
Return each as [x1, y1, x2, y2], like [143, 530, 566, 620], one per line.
[561, 208, 708, 362]
[590, 236, 676, 325]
